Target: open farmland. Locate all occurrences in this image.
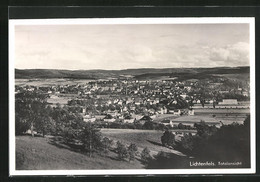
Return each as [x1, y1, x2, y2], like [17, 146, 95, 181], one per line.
[194, 108, 250, 114]
[101, 129, 186, 156]
[47, 94, 78, 106]
[193, 108, 249, 125]
[15, 78, 95, 87]
[213, 73, 250, 82]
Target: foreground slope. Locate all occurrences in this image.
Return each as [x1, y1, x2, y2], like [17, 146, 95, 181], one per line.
[16, 136, 143, 170]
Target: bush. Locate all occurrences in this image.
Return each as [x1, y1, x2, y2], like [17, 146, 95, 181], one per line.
[142, 121, 155, 130]
[128, 143, 138, 162]
[102, 137, 113, 153]
[116, 141, 128, 160]
[161, 130, 175, 147]
[141, 147, 152, 163]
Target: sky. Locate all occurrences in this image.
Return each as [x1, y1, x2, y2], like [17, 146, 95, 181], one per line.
[14, 23, 250, 70]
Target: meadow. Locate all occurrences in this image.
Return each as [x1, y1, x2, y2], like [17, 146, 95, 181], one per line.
[193, 108, 249, 125]
[16, 129, 187, 170]
[16, 135, 143, 170]
[101, 129, 186, 156]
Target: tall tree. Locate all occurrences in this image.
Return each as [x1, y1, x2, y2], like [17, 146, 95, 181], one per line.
[35, 105, 54, 137]
[15, 90, 49, 136]
[78, 122, 103, 157]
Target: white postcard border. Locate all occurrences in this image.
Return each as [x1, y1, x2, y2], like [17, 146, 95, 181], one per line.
[9, 17, 256, 176]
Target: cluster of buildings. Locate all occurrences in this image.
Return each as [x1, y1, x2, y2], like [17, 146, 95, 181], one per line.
[15, 76, 250, 129]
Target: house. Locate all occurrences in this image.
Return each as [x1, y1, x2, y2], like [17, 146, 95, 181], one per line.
[107, 110, 118, 117]
[95, 115, 105, 120]
[134, 99, 142, 105]
[123, 115, 135, 123]
[161, 119, 173, 127]
[103, 114, 116, 122]
[159, 107, 168, 114]
[83, 115, 96, 123]
[126, 98, 133, 104]
[192, 100, 197, 104]
[168, 109, 181, 115]
[81, 108, 86, 114]
[173, 109, 181, 116]
[101, 86, 110, 91]
[180, 94, 187, 99]
[122, 106, 128, 112]
[170, 100, 177, 105]
[184, 86, 191, 91]
[113, 98, 119, 104]
[148, 108, 156, 114]
[242, 91, 249, 97]
[139, 115, 153, 124]
[130, 106, 136, 111]
[132, 114, 143, 120]
[218, 99, 238, 105]
[209, 100, 214, 104]
[165, 86, 171, 90]
[116, 88, 122, 92]
[27, 87, 35, 91]
[188, 109, 194, 116]
[155, 98, 160, 104]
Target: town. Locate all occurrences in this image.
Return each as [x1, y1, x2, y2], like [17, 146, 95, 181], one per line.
[15, 73, 250, 133]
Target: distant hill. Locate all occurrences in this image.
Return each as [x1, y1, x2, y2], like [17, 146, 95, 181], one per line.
[15, 67, 249, 80]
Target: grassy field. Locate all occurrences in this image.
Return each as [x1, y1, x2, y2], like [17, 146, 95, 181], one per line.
[101, 129, 186, 156]
[194, 108, 250, 114]
[16, 135, 143, 170]
[47, 96, 72, 106]
[16, 129, 187, 170]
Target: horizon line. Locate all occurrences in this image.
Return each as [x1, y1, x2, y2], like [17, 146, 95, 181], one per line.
[15, 65, 249, 71]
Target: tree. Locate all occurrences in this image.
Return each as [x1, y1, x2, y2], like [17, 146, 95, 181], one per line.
[141, 147, 152, 163]
[194, 120, 218, 138]
[116, 141, 128, 160]
[102, 137, 113, 154]
[142, 121, 154, 130]
[15, 90, 50, 136]
[78, 122, 103, 157]
[34, 105, 54, 137]
[128, 143, 138, 162]
[15, 115, 30, 135]
[177, 133, 196, 152]
[176, 116, 251, 167]
[178, 123, 185, 129]
[50, 106, 70, 136]
[161, 130, 175, 147]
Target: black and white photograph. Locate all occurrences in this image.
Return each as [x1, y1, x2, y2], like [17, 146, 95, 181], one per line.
[9, 18, 255, 175]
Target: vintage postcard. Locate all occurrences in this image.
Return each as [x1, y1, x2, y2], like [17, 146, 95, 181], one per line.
[9, 18, 255, 175]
